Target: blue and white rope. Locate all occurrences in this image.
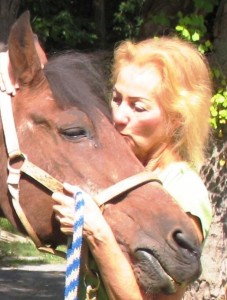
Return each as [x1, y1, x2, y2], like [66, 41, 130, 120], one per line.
[64, 190, 85, 300]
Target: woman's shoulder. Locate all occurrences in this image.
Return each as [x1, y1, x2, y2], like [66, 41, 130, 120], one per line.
[157, 162, 212, 239]
[158, 162, 201, 183]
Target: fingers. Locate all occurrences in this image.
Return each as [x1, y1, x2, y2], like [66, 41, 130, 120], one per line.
[63, 182, 83, 196]
[52, 191, 75, 206]
[0, 51, 17, 95]
[0, 68, 4, 92]
[52, 187, 81, 236]
[53, 203, 73, 216]
[53, 202, 75, 236]
[54, 212, 74, 235]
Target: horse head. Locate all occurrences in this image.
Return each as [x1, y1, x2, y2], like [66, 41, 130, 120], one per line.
[0, 12, 202, 295]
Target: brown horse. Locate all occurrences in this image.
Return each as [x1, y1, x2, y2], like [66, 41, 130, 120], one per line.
[0, 12, 202, 295]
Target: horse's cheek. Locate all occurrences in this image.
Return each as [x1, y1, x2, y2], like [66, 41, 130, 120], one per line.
[103, 205, 140, 251]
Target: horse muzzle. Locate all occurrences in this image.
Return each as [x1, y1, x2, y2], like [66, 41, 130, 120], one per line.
[132, 246, 202, 295]
[133, 249, 179, 294]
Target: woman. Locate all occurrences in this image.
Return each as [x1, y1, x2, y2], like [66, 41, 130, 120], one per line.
[0, 36, 213, 299]
[52, 37, 213, 299]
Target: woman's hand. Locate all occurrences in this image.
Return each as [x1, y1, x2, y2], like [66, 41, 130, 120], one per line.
[0, 51, 18, 95]
[52, 183, 108, 239]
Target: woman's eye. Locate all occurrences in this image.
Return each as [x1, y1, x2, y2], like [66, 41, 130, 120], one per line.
[112, 95, 121, 106]
[134, 104, 146, 112]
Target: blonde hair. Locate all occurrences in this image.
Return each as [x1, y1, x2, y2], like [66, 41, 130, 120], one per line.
[112, 37, 213, 170]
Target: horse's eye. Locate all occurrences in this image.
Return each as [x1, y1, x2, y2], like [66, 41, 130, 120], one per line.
[60, 127, 88, 140]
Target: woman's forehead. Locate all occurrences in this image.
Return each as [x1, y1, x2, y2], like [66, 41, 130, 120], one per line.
[114, 64, 162, 98]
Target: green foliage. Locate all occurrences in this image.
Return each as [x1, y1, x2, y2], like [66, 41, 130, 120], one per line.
[19, 0, 98, 51]
[34, 11, 97, 50]
[146, 0, 225, 138]
[0, 218, 17, 233]
[193, 0, 219, 13]
[113, 0, 145, 39]
[0, 218, 65, 266]
[0, 241, 65, 266]
[210, 70, 227, 137]
[149, 12, 172, 28]
[175, 13, 208, 48]
[175, 0, 226, 138]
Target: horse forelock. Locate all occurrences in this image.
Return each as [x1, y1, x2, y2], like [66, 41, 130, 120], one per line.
[43, 52, 112, 120]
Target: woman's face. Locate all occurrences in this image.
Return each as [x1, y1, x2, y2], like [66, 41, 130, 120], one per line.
[111, 64, 168, 165]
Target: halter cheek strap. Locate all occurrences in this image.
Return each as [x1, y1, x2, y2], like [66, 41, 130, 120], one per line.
[0, 91, 65, 256]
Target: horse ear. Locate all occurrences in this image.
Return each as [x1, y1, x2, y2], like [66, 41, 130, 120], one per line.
[33, 34, 48, 67]
[8, 11, 46, 86]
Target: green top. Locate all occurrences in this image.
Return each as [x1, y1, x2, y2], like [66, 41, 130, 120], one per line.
[79, 162, 212, 299]
[157, 162, 212, 238]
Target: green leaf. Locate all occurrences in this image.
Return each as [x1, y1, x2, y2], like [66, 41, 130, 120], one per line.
[182, 28, 190, 39]
[192, 31, 200, 41]
[219, 109, 227, 118]
[176, 25, 183, 32]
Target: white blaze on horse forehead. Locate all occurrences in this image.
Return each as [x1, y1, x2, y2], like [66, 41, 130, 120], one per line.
[18, 120, 35, 133]
[20, 120, 34, 132]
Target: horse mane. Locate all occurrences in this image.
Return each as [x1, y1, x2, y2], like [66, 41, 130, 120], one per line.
[44, 51, 112, 120]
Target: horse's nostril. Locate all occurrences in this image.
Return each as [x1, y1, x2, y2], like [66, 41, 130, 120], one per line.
[173, 231, 200, 257]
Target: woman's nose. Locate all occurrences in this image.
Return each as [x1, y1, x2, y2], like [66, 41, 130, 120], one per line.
[113, 103, 130, 125]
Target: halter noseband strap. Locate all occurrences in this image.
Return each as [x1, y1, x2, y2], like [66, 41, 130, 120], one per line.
[0, 91, 161, 256]
[94, 171, 161, 207]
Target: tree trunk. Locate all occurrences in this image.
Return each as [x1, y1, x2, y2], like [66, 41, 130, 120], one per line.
[213, 0, 227, 77]
[0, 0, 20, 50]
[93, 0, 106, 48]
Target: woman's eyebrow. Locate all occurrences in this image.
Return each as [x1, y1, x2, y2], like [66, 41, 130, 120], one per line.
[129, 96, 151, 102]
[113, 87, 151, 102]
